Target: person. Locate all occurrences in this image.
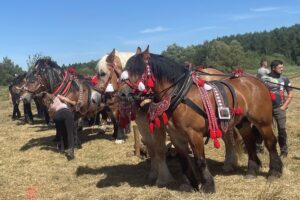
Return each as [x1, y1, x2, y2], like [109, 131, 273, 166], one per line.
[261, 60, 293, 157]
[256, 58, 270, 79]
[45, 93, 77, 160]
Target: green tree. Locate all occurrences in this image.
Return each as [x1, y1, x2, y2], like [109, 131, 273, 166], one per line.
[0, 57, 23, 85]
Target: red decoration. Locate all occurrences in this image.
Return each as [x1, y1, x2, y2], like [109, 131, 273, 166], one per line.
[154, 117, 160, 128]
[213, 139, 221, 148]
[198, 79, 205, 87]
[68, 67, 75, 74]
[149, 122, 154, 134]
[130, 112, 136, 121]
[210, 130, 216, 139]
[91, 76, 98, 85]
[270, 91, 276, 101]
[162, 112, 168, 125]
[234, 107, 244, 116]
[119, 116, 129, 128]
[216, 129, 222, 138]
[147, 78, 154, 88]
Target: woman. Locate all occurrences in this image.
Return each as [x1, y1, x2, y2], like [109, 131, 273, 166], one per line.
[43, 93, 76, 160]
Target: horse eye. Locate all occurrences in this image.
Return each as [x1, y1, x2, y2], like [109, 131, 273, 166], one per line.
[100, 71, 106, 77]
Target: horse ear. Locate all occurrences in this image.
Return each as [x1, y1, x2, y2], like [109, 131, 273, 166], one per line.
[136, 47, 142, 54]
[142, 45, 150, 63]
[106, 48, 116, 62]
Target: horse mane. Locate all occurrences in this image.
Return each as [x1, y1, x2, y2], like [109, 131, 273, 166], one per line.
[125, 53, 188, 83]
[96, 51, 134, 74]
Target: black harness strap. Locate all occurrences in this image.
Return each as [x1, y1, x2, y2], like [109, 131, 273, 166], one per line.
[182, 98, 207, 118]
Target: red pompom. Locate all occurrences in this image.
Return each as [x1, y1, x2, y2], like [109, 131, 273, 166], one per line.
[68, 67, 75, 74]
[270, 91, 276, 101]
[210, 130, 216, 139]
[162, 112, 168, 125]
[213, 139, 221, 148]
[234, 107, 244, 116]
[91, 76, 98, 85]
[147, 78, 154, 88]
[216, 129, 222, 138]
[198, 79, 205, 87]
[154, 117, 160, 128]
[149, 122, 154, 134]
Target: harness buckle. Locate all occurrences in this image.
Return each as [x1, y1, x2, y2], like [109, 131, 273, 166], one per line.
[218, 107, 231, 119]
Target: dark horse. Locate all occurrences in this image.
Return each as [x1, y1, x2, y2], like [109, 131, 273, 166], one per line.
[9, 73, 48, 124]
[118, 47, 282, 193]
[23, 59, 103, 145]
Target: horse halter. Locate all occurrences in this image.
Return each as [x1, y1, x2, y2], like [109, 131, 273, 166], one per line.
[120, 63, 155, 95]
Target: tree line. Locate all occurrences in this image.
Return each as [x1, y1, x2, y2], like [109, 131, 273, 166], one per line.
[1, 24, 299, 85]
[162, 24, 300, 72]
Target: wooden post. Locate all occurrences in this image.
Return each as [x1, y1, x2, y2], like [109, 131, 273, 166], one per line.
[133, 125, 140, 157]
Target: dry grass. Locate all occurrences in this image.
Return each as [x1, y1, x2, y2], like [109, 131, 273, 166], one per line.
[0, 77, 300, 200]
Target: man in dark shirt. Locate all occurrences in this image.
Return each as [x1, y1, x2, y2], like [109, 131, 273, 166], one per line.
[261, 60, 293, 157]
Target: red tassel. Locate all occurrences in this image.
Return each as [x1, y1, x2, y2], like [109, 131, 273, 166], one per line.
[147, 78, 154, 88]
[154, 117, 160, 128]
[210, 130, 216, 139]
[213, 139, 221, 148]
[216, 129, 222, 138]
[130, 112, 136, 121]
[270, 91, 276, 101]
[162, 112, 168, 125]
[149, 122, 154, 134]
[234, 107, 243, 116]
[68, 67, 75, 74]
[198, 79, 205, 87]
[91, 76, 98, 85]
[119, 116, 129, 128]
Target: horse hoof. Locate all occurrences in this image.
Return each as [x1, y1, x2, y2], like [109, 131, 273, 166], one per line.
[222, 165, 235, 173]
[115, 139, 124, 144]
[200, 184, 215, 193]
[179, 183, 193, 192]
[244, 174, 256, 179]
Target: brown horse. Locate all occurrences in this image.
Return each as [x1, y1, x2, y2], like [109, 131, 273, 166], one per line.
[118, 47, 282, 193]
[95, 48, 175, 185]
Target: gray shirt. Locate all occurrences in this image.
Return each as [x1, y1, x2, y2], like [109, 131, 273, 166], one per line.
[256, 67, 270, 79]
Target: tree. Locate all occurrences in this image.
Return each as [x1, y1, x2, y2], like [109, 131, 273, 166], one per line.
[0, 57, 23, 85]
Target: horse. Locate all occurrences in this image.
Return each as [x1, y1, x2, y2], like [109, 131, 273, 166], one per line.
[9, 73, 48, 124]
[94, 49, 134, 143]
[118, 46, 283, 193]
[94, 48, 174, 185]
[23, 58, 103, 146]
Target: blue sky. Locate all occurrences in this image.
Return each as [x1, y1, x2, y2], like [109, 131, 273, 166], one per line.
[1, 0, 300, 70]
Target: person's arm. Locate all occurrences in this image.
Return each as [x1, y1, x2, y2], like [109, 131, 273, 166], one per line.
[280, 91, 293, 110]
[57, 95, 76, 106]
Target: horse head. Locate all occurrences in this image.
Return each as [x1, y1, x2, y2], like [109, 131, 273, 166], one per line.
[24, 59, 64, 94]
[119, 46, 187, 104]
[95, 49, 134, 93]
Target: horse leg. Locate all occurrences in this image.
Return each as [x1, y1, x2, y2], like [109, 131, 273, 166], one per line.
[136, 112, 174, 186]
[222, 128, 239, 173]
[257, 125, 283, 179]
[187, 129, 215, 193]
[237, 119, 261, 178]
[73, 119, 82, 149]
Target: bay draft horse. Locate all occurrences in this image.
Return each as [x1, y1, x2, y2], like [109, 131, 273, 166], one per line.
[94, 49, 134, 143]
[23, 59, 103, 147]
[118, 47, 283, 193]
[99, 48, 245, 187]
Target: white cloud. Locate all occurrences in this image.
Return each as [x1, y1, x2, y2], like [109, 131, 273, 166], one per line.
[230, 14, 257, 21]
[250, 7, 281, 12]
[140, 26, 170, 34]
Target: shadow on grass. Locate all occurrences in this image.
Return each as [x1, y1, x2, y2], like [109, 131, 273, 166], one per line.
[75, 156, 268, 191]
[19, 127, 113, 152]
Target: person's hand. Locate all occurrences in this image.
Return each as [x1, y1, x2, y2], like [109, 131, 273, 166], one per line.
[280, 106, 286, 111]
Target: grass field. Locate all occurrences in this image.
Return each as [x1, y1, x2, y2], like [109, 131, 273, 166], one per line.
[0, 74, 300, 200]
